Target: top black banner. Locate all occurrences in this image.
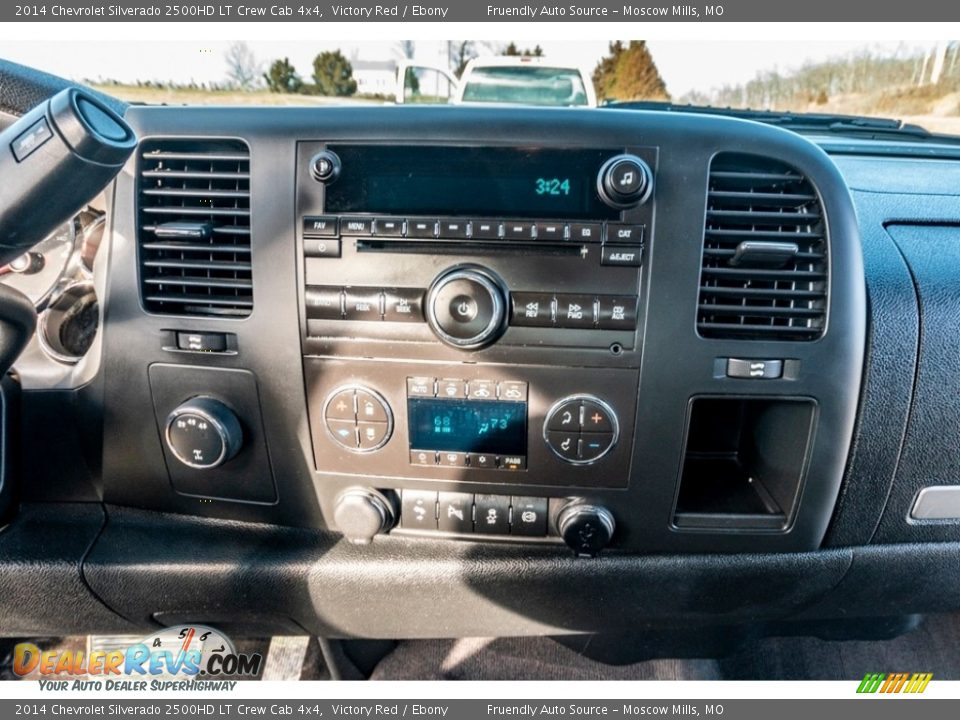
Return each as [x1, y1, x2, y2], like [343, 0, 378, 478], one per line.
[5, 0, 958, 22]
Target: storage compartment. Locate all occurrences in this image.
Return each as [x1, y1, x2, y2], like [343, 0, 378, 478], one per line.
[673, 397, 816, 530]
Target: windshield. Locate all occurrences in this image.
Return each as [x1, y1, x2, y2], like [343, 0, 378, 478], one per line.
[2, 39, 958, 137]
[461, 66, 590, 106]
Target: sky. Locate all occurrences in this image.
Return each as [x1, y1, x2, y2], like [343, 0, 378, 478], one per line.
[0, 39, 936, 98]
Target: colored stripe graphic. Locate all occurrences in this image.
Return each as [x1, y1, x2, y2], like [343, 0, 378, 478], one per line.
[857, 672, 932, 693]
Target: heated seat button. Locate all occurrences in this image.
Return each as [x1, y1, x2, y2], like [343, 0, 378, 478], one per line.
[547, 400, 581, 431]
[597, 296, 638, 330]
[556, 294, 596, 328]
[579, 432, 615, 462]
[438, 492, 474, 533]
[475, 495, 510, 535]
[343, 289, 383, 321]
[383, 288, 424, 323]
[581, 400, 615, 433]
[511, 292, 555, 327]
[401, 490, 438, 530]
[511, 497, 548, 536]
[546, 431, 580, 461]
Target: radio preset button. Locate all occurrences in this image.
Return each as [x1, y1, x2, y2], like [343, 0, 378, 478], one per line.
[601, 245, 643, 267]
[504, 221, 535, 240]
[407, 219, 439, 238]
[340, 217, 374, 236]
[437, 379, 467, 399]
[472, 221, 502, 239]
[440, 220, 471, 239]
[534, 222, 566, 242]
[598, 296, 638, 330]
[556, 294, 596, 328]
[383, 288, 425, 323]
[344, 289, 383, 321]
[407, 377, 436, 397]
[570, 223, 602, 242]
[374, 217, 404, 236]
[510, 292, 555, 328]
[303, 216, 339, 237]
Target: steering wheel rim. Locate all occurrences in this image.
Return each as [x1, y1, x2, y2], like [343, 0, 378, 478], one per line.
[0, 58, 127, 118]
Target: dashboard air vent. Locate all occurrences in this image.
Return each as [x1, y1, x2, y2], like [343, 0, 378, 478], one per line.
[138, 140, 252, 317]
[697, 153, 827, 340]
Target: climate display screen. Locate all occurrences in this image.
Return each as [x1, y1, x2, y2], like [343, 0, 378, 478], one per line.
[324, 145, 620, 220]
[407, 398, 527, 454]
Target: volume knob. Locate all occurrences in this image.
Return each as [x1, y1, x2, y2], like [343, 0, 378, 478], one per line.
[426, 266, 508, 349]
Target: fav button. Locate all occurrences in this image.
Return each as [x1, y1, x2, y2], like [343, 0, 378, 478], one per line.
[302, 216, 339, 237]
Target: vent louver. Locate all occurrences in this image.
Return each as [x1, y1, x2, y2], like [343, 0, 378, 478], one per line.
[697, 153, 827, 340]
[138, 140, 252, 317]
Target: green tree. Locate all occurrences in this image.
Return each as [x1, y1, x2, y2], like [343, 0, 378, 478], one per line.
[312, 50, 358, 97]
[503, 43, 544, 57]
[264, 58, 303, 94]
[592, 41, 670, 103]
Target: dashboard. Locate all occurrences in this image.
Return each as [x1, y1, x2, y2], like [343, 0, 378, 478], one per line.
[3, 95, 960, 645]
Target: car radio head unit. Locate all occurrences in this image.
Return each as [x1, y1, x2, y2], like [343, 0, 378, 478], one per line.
[323, 145, 623, 220]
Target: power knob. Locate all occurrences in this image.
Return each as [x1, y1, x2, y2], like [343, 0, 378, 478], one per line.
[165, 397, 243, 470]
[333, 488, 398, 544]
[425, 266, 508, 349]
[309, 149, 341, 183]
[597, 154, 653, 209]
[556, 500, 616, 557]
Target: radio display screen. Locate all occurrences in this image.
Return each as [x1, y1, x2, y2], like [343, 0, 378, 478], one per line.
[324, 145, 621, 220]
[407, 398, 527, 454]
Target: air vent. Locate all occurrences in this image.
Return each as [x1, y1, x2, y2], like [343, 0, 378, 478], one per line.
[697, 153, 827, 340]
[138, 140, 252, 317]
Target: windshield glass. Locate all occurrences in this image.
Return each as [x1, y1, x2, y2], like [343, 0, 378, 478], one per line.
[2, 39, 958, 136]
[461, 66, 590, 106]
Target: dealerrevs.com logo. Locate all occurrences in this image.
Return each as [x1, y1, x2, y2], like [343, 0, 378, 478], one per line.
[13, 626, 262, 690]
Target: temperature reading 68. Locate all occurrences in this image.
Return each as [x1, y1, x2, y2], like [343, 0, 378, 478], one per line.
[535, 177, 571, 196]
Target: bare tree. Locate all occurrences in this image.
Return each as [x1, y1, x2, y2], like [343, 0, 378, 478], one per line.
[398, 41, 416, 59]
[225, 41, 263, 90]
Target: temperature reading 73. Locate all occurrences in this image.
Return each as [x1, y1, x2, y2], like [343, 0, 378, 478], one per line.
[535, 178, 571, 196]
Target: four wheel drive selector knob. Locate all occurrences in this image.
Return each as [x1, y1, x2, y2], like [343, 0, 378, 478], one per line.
[597, 154, 654, 209]
[426, 266, 509, 349]
[165, 396, 244, 470]
[557, 500, 616, 557]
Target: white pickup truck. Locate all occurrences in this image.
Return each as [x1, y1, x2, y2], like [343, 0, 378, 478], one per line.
[397, 56, 597, 108]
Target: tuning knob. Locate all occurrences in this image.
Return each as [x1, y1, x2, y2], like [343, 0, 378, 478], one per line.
[165, 397, 243, 470]
[597, 154, 653, 209]
[333, 488, 398, 544]
[425, 266, 508, 349]
[557, 500, 615, 557]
